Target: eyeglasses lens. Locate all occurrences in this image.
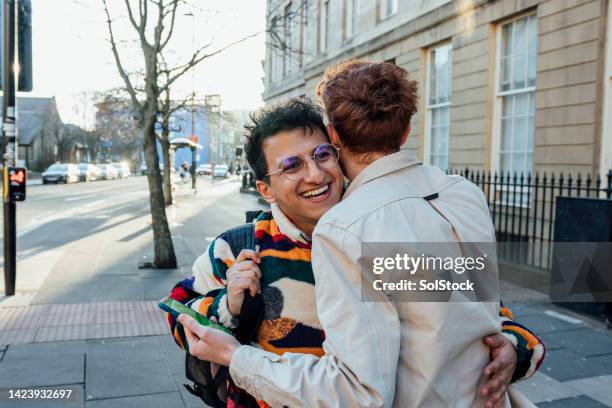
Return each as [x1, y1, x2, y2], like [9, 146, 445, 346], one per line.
[279, 144, 339, 180]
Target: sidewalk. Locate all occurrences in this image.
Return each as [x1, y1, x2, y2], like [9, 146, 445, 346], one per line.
[1, 181, 611, 407]
[0, 180, 266, 407]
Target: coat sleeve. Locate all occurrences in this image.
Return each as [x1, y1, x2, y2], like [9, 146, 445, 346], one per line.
[229, 223, 401, 408]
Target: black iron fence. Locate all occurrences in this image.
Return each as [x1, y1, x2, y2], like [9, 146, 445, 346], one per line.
[448, 168, 612, 271]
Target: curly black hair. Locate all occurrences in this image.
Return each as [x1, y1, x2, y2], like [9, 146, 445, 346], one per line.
[244, 98, 328, 180]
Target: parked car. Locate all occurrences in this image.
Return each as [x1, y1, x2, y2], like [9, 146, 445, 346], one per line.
[42, 163, 80, 184]
[212, 164, 229, 178]
[196, 163, 212, 175]
[97, 164, 118, 180]
[111, 162, 131, 178]
[77, 163, 100, 182]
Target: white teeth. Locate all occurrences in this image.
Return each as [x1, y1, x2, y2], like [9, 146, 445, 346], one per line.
[302, 184, 329, 198]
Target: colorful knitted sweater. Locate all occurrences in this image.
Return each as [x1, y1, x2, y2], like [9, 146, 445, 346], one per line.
[165, 204, 544, 384]
[167, 204, 324, 359]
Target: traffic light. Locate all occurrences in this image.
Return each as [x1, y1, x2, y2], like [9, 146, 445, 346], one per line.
[0, 0, 33, 92]
[6, 167, 26, 201]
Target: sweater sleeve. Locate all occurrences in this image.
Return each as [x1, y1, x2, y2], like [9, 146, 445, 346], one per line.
[165, 236, 239, 350]
[499, 303, 546, 382]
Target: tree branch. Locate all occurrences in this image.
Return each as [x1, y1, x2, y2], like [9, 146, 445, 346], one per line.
[161, 32, 260, 93]
[159, 0, 179, 51]
[124, 0, 142, 34]
[102, 0, 142, 113]
[153, 0, 165, 53]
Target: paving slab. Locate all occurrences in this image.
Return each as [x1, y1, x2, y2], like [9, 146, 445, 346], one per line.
[88, 284, 145, 303]
[138, 268, 190, 279]
[31, 284, 95, 305]
[541, 328, 612, 357]
[505, 302, 549, 318]
[86, 337, 164, 366]
[517, 313, 583, 334]
[85, 391, 183, 408]
[565, 375, 612, 407]
[142, 277, 184, 300]
[0, 384, 84, 408]
[513, 372, 581, 404]
[588, 353, 612, 369]
[0, 328, 37, 347]
[163, 341, 188, 376]
[85, 359, 175, 400]
[540, 349, 612, 382]
[536, 395, 610, 407]
[3, 340, 88, 360]
[0, 353, 84, 389]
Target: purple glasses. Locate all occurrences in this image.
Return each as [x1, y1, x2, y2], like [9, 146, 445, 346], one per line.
[265, 143, 340, 181]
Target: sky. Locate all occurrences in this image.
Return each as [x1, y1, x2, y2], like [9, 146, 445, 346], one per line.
[27, 0, 267, 128]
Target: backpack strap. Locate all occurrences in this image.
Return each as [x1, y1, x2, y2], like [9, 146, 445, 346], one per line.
[183, 215, 265, 407]
[223, 223, 256, 258]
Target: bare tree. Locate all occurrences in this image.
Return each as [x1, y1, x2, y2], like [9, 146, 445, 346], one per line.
[94, 91, 142, 162]
[52, 126, 72, 162]
[102, 0, 184, 268]
[101, 0, 297, 267]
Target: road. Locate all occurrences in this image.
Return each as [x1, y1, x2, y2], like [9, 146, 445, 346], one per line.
[0, 175, 265, 304]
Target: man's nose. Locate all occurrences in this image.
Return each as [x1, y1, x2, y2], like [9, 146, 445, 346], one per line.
[302, 158, 325, 184]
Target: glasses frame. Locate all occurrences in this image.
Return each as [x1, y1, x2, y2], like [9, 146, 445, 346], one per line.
[264, 143, 341, 181]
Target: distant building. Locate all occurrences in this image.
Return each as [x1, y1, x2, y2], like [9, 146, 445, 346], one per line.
[5, 96, 66, 171]
[64, 123, 96, 163]
[166, 105, 210, 168]
[264, 0, 612, 178]
[167, 104, 250, 168]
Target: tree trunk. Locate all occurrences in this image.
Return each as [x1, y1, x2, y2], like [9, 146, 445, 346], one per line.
[161, 84, 172, 206]
[161, 129, 172, 206]
[142, 102, 177, 268]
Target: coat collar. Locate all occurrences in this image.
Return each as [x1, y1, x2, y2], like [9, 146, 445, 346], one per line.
[344, 149, 421, 198]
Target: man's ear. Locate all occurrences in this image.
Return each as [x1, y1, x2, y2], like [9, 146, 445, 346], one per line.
[400, 125, 411, 146]
[256, 180, 276, 204]
[327, 124, 341, 147]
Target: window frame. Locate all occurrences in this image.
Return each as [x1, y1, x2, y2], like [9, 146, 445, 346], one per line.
[379, 0, 398, 20]
[319, 0, 329, 53]
[283, 2, 293, 77]
[344, 0, 359, 40]
[424, 42, 453, 171]
[491, 12, 538, 176]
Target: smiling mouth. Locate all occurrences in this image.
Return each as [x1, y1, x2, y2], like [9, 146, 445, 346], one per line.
[300, 183, 330, 199]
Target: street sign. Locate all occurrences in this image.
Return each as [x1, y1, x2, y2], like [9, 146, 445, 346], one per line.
[7, 166, 26, 201]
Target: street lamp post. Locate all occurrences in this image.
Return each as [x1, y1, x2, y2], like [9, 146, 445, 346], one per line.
[2, 0, 17, 296]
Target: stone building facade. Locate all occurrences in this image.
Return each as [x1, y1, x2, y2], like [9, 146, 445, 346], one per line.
[263, 0, 612, 178]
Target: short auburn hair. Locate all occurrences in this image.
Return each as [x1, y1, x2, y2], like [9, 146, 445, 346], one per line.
[316, 60, 418, 155]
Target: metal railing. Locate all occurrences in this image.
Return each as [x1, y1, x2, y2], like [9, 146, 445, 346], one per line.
[448, 168, 612, 271]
